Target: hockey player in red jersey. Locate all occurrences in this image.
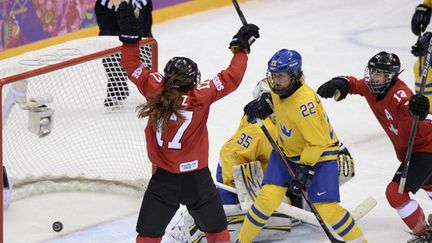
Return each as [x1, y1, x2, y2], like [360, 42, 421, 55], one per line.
[116, 1, 259, 243]
[317, 51, 432, 243]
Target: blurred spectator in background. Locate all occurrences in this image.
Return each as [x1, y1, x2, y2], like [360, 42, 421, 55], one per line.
[94, 0, 153, 107]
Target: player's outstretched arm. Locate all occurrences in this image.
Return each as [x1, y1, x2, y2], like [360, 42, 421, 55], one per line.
[317, 76, 350, 101]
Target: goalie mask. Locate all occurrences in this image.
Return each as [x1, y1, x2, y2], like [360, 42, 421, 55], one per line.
[364, 51, 401, 94]
[164, 57, 201, 92]
[266, 49, 303, 98]
[252, 78, 271, 99]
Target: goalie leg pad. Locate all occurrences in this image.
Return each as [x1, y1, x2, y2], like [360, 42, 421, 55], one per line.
[315, 202, 365, 241]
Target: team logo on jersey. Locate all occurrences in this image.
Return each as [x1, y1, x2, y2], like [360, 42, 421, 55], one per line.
[281, 125, 292, 137]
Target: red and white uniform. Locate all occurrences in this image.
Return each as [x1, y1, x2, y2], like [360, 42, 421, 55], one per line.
[347, 76, 432, 161]
[121, 42, 248, 174]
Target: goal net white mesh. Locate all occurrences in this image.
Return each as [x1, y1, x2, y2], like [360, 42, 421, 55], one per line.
[1, 36, 157, 200]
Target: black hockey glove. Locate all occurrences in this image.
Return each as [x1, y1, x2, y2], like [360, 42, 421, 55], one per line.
[412, 4, 432, 36]
[290, 165, 315, 197]
[117, 1, 143, 44]
[243, 92, 273, 123]
[412, 32, 432, 57]
[409, 94, 430, 120]
[229, 24, 260, 54]
[317, 76, 350, 101]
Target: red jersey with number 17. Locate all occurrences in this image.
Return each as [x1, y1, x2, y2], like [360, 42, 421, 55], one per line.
[347, 76, 432, 162]
[121, 42, 248, 173]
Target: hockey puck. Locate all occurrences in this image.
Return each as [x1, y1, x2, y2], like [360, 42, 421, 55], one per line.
[52, 221, 63, 232]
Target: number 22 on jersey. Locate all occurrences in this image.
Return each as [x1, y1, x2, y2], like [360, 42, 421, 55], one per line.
[156, 110, 193, 149]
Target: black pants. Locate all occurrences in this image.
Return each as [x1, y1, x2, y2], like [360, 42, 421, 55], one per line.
[392, 152, 432, 193]
[136, 167, 228, 237]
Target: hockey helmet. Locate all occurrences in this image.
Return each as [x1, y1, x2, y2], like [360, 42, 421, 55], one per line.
[266, 49, 303, 97]
[364, 51, 401, 94]
[164, 57, 201, 92]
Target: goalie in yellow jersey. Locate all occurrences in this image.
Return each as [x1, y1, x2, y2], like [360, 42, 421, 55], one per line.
[238, 49, 366, 243]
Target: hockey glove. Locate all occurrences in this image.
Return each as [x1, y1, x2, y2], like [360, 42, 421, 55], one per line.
[317, 76, 350, 101]
[290, 165, 315, 197]
[117, 1, 143, 44]
[412, 4, 432, 36]
[243, 92, 273, 123]
[409, 94, 430, 120]
[411, 32, 432, 57]
[132, 0, 148, 9]
[229, 24, 260, 54]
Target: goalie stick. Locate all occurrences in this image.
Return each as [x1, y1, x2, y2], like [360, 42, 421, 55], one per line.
[215, 182, 376, 227]
[256, 118, 344, 243]
[398, 33, 432, 193]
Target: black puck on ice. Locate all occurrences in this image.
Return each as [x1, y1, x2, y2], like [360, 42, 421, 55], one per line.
[52, 221, 63, 232]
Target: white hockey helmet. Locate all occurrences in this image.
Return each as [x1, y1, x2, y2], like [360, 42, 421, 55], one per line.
[252, 78, 271, 99]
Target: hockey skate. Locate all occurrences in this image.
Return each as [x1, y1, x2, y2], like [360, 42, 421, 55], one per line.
[407, 226, 432, 243]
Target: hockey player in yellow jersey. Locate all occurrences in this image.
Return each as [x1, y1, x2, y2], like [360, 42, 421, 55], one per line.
[238, 49, 366, 242]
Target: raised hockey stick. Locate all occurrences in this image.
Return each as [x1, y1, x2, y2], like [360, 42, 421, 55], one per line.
[256, 118, 345, 243]
[232, 0, 248, 26]
[398, 34, 432, 194]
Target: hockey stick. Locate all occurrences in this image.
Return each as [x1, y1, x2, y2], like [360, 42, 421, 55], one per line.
[256, 118, 344, 243]
[398, 34, 432, 194]
[232, 0, 248, 26]
[215, 182, 376, 227]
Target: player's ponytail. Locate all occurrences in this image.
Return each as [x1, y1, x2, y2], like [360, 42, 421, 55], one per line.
[136, 81, 185, 130]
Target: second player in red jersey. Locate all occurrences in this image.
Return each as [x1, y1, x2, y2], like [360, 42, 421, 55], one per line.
[317, 51, 432, 243]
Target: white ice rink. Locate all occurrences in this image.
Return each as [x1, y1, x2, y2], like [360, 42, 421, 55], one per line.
[4, 0, 432, 242]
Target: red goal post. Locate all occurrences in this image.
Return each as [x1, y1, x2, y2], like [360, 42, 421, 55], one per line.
[0, 36, 158, 242]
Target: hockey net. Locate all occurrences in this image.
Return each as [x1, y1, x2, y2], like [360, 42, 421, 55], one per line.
[0, 37, 158, 202]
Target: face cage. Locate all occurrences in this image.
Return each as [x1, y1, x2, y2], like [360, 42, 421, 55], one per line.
[266, 69, 298, 96]
[363, 67, 394, 94]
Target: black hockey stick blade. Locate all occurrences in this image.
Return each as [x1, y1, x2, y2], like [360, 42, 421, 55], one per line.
[256, 118, 345, 243]
[232, 0, 248, 25]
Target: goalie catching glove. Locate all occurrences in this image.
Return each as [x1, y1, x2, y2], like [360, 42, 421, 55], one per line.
[229, 24, 260, 54]
[117, 1, 143, 44]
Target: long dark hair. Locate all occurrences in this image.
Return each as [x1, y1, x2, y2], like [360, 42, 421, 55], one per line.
[136, 76, 186, 131]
